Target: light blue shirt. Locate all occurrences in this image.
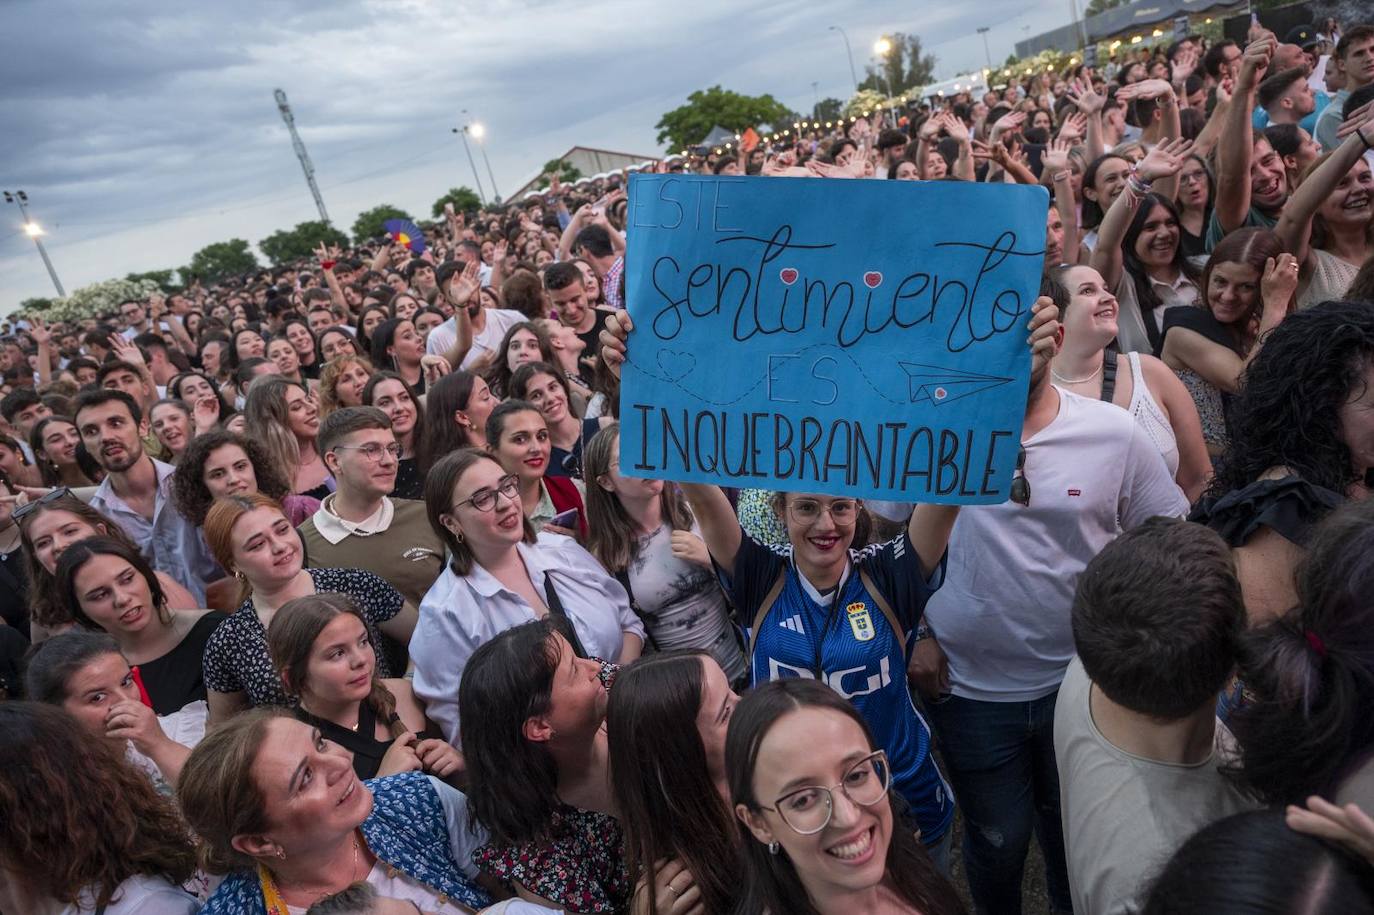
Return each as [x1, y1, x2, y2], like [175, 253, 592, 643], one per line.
[90, 458, 223, 604]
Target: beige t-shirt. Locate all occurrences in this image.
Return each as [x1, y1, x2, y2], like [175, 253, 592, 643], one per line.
[1054, 658, 1255, 914]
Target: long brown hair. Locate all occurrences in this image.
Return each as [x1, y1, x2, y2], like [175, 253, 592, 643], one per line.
[203, 492, 290, 605]
[0, 702, 197, 906]
[726, 679, 966, 915]
[267, 593, 406, 739]
[583, 422, 695, 572]
[423, 448, 536, 575]
[608, 652, 738, 915]
[486, 321, 555, 399]
[243, 377, 312, 480]
[318, 353, 375, 418]
[1200, 227, 1287, 349]
[177, 707, 292, 874]
[18, 494, 143, 629]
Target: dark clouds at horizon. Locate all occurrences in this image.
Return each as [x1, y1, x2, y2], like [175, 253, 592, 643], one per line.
[0, 0, 1065, 311]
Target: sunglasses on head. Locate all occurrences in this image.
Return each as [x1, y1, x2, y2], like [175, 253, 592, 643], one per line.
[12, 486, 72, 522]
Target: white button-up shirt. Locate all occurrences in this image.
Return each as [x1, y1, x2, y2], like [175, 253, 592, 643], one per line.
[89, 458, 224, 605]
[410, 532, 645, 744]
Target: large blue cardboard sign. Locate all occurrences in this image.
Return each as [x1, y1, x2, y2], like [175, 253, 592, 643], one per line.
[620, 174, 1048, 504]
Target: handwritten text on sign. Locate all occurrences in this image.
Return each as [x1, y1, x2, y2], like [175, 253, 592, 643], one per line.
[619, 174, 1048, 504]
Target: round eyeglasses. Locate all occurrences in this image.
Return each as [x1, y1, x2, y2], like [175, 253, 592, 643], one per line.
[759, 750, 891, 835]
[451, 473, 520, 513]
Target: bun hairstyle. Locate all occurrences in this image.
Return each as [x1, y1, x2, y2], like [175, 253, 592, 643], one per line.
[1227, 499, 1374, 804]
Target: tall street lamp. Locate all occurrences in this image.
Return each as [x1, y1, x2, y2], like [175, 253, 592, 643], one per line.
[466, 116, 502, 205]
[3, 190, 66, 297]
[977, 26, 994, 73]
[873, 37, 898, 124]
[451, 126, 487, 205]
[828, 26, 859, 94]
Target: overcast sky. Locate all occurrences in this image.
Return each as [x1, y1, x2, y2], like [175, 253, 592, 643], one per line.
[0, 0, 1069, 314]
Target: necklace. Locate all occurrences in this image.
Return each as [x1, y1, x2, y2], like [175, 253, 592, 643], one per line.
[266, 831, 362, 908]
[1051, 362, 1103, 385]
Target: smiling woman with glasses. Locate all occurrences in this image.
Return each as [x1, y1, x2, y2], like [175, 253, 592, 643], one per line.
[728, 678, 965, 915]
[410, 448, 645, 744]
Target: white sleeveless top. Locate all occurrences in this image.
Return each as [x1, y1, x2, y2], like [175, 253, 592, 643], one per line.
[1122, 351, 1179, 477]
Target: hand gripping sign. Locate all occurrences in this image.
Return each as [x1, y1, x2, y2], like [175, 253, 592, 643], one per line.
[620, 173, 1048, 504]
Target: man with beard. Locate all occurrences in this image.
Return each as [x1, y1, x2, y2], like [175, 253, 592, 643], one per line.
[76, 389, 224, 605]
[426, 258, 524, 371]
[1208, 36, 1291, 249]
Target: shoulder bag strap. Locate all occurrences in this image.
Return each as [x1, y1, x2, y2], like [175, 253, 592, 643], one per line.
[543, 571, 588, 658]
[747, 568, 789, 659]
[613, 567, 660, 653]
[857, 568, 909, 648]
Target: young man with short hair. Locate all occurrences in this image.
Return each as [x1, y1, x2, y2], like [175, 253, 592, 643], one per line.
[425, 260, 524, 371]
[543, 261, 610, 358]
[76, 389, 224, 605]
[297, 407, 445, 609]
[98, 360, 156, 414]
[1257, 66, 1320, 128]
[1315, 23, 1374, 149]
[117, 300, 151, 339]
[1056, 518, 1254, 915]
[1, 387, 51, 441]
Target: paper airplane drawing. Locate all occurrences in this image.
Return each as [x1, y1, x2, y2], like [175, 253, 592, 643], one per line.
[897, 362, 1014, 405]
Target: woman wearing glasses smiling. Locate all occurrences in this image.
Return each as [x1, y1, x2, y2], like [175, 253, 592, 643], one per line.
[729, 679, 965, 915]
[411, 448, 644, 744]
[598, 299, 1064, 871]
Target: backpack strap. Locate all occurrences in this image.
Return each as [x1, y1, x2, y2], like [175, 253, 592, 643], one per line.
[1100, 345, 1120, 403]
[857, 568, 909, 648]
[747, 568, 789, 658]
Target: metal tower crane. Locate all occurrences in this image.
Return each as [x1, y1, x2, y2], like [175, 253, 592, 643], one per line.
[274, 89, 331, 225]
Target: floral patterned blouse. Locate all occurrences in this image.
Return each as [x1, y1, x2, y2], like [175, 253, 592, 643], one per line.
[474, 806, 630, 914]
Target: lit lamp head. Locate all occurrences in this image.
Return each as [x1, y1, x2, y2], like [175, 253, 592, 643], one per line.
[24, 222, 43, 237]
[874, 37, 892, 55]
[469, 123, 486, 139]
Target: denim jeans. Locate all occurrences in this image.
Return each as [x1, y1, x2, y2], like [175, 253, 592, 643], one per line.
[925, 691, 1073, 915]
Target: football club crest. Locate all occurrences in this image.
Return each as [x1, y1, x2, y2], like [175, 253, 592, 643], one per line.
[846, 601, 875, 641]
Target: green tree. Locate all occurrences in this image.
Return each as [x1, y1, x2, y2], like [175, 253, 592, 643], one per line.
[860, 33, 937, 96]
[351, 204, 414, 245]
[124, 269, 179, 292]
[430, 187, 483, 219]
[655, 86, 796, 152]
[259, 220, 350, 266]
[19, 296, 54, 313]
[182, 239, 259, 285]
[1084, 0, 1126, 15]
[813, 97, 844, 123]
[540, 158, 584, 183]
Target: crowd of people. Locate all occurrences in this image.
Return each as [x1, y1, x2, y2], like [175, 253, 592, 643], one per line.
[2, 15, 1374, 915]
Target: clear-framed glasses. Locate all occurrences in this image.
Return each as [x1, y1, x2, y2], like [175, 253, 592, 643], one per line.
[1179, 170, 1207, 185]
[333, 442, 402, 463]
[760, 750, 891, 835]
[787, 498, 857, 525]
[451, 474, 520, 513]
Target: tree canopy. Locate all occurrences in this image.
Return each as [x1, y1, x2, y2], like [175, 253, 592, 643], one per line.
[655, 86, 796, 152]
[351, 204, 414, 245]
[540, 158, 584, 183]
[1085, 0, 1127, 16]
[430, 187, 483, 219]
[260, 220, 350, 266]
[182, 239, 259, 285]
[813, 97, 844, 123]
[124, 269, 178, 292]
[859, 32, 937, 96]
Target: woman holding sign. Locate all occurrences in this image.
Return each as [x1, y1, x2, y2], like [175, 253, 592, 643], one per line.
[599, 299, 1063, 869]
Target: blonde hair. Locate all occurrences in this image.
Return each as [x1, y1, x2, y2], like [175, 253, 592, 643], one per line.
[243, 377, 310, 482]
[318, 354, 375, 419]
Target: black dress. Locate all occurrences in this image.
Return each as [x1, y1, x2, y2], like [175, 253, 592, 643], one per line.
[391, 457, 423, 500]
[295, 700, 439, 779]
[137, 612, 227, 716]
[1190, 475, 1345, 548]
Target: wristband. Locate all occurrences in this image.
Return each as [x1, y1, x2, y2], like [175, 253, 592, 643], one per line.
[1052, 170, 1071, 183]
[320, 260, 336, 271]
[1359, 128, 1373, 151]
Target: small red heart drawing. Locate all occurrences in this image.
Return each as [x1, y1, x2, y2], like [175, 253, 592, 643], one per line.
[863, 271, 883, 288]
[779, 268, 799, 285]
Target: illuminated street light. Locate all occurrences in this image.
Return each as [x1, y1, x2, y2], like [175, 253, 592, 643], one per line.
[24, 222, 43, 237]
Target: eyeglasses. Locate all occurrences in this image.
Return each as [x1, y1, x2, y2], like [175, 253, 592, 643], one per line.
[759, 750, 891, 835]
[451, 474, 520, 513]
[333, 442, 402, 463]
[1179, 171, 1207, 185]
[12, 486, 72, 522]
[1010, 446, 1031, 507]
[788, 498, 857, 524]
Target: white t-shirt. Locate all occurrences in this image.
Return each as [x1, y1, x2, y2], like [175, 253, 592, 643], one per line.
[923, 389, 1188, 702]
[61, 874, 199, 915]
[426, 308, 526, 370]
[1054, 658, 1254, 915]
